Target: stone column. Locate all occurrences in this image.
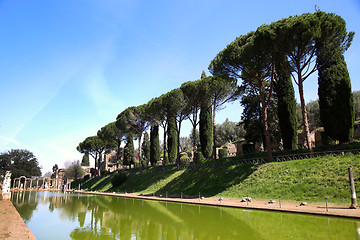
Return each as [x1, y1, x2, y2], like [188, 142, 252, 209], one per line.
[349, 167, 358, 209]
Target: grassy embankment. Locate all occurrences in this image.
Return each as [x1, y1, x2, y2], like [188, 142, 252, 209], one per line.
[72, 154, 360, 204]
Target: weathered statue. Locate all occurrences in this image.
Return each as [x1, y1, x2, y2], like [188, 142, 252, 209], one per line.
[1, 171, 12, 200]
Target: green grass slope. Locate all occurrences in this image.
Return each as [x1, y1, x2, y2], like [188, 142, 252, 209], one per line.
[72, 154, 360, 204]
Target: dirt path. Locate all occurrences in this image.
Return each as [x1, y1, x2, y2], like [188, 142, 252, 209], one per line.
[0, 199, 36, 240]
[77, 190, 360, 219]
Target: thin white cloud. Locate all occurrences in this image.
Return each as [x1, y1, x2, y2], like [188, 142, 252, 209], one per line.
[82, 39, 125, 117]
[0, 136, 30, 150]
[0, 64, 80, 151]
[48, 144, 81, 162]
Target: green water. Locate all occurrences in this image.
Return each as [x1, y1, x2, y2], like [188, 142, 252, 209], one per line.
[11, 191, 360, 240]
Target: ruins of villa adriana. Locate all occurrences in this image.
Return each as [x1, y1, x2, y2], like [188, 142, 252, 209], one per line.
[9, 166, 92, 191]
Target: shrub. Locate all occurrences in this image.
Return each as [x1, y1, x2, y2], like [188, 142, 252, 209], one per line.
[180, 152, 190, 162]
[200, 103, 213, 159]
[218, 148, 228, 158]
[150, 124, 160, 166]
[101, 169, 109, 176]
[195, 151, 205, 162]
[167, 116, 177, 163]
[83, 174, 90, 180]
[111, 171, 127, 187]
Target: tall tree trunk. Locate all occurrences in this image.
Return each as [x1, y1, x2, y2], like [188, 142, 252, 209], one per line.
[259, 89, 273, 162]
[163, 125, 167, 168]
[176, 121, 182, 169]
[94, 153, 98, 174]
[192, 125, 197, 163]
[298, 76, 313, 153]
[97, 153, 101, 177]
[191, 113, 198, 163]
[212, 104, 217, 166]
[138, 134, 143, 174]
[116, 142, 121, 170]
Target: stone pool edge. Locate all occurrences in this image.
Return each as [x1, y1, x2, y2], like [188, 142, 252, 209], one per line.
[0, 199, 37, 240]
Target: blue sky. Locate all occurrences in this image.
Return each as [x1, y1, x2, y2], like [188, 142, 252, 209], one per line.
[0, 0, 359, 174]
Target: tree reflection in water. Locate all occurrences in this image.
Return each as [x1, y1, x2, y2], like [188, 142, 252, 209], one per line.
[11, 191, 360, 240]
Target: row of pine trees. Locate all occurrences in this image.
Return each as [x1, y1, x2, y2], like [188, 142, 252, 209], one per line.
[78, 11, 355, 174]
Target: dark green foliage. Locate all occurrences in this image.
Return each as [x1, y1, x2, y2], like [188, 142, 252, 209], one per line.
[81, 152, 90, 166]
[274, 63, 298, 150]
[354, 91, 360, 121]
[141, 132, 150, 165]
[180, 130, 200, 152]
[162, 154, 168, 164]
[318, 49, 354, 143]
[181, 79, 205, 161]
[200, 75, 239, 163]
[241, 93, 263, 144]
[306, 101, 321, 132]
[195, 151, 205, 162]
[123, 135, 135, 168]
[116, 105, 151, 172]
[0, 149, 41, 179]
[51, 164, 58, 178]
[147, 95, 169, 167]
[64, 160, 85, 180]
[315, 11, 354, 143]
[0, 152, 11, 178]
[296, 101, 322, 133]
[241, 90, 280, 146]
[179, 153, 190, 162]
[218, 148, 228, 158]
[111, 171, 127, 187]
[242, 144, 256, 154]
[97, 122, 124, 164]
[215, 118, 245, 146]
[320, 131, 333, 146]
[77, 135, 109, 172]
[101, 169, 109, 176]
[201, 70, 206, 79]
[167, 115, 177, 163]
[180, 136, 192, 152]
[83, 174, 90, 180]
[199, 101, 213, 158]
[150, 124, 160, 166]
[163, 88, 189, 166]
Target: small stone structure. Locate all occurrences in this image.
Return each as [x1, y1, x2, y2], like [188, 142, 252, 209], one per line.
[101, 150, 128, 173]
[353, 122, 360, 140]
[297, 131, 316, 149]
[2, 171, 12, 200]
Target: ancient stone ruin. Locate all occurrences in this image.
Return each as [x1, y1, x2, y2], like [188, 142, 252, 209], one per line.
[1, 171, 12, 200]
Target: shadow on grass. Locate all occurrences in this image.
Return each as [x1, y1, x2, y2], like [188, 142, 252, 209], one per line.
[107, 170, 179, 193]
[153, 163, 259, 197]
[72, 176, 109, 191]
[72, 161, 259, 198]
[81, 177, 101, 190]
[91, 176, 112, 191]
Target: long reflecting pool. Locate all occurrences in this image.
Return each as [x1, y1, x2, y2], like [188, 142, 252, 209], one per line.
[11, 191, 360, 240]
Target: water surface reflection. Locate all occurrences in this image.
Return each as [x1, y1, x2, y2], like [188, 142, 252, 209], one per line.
[11, 191, 360, 240]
